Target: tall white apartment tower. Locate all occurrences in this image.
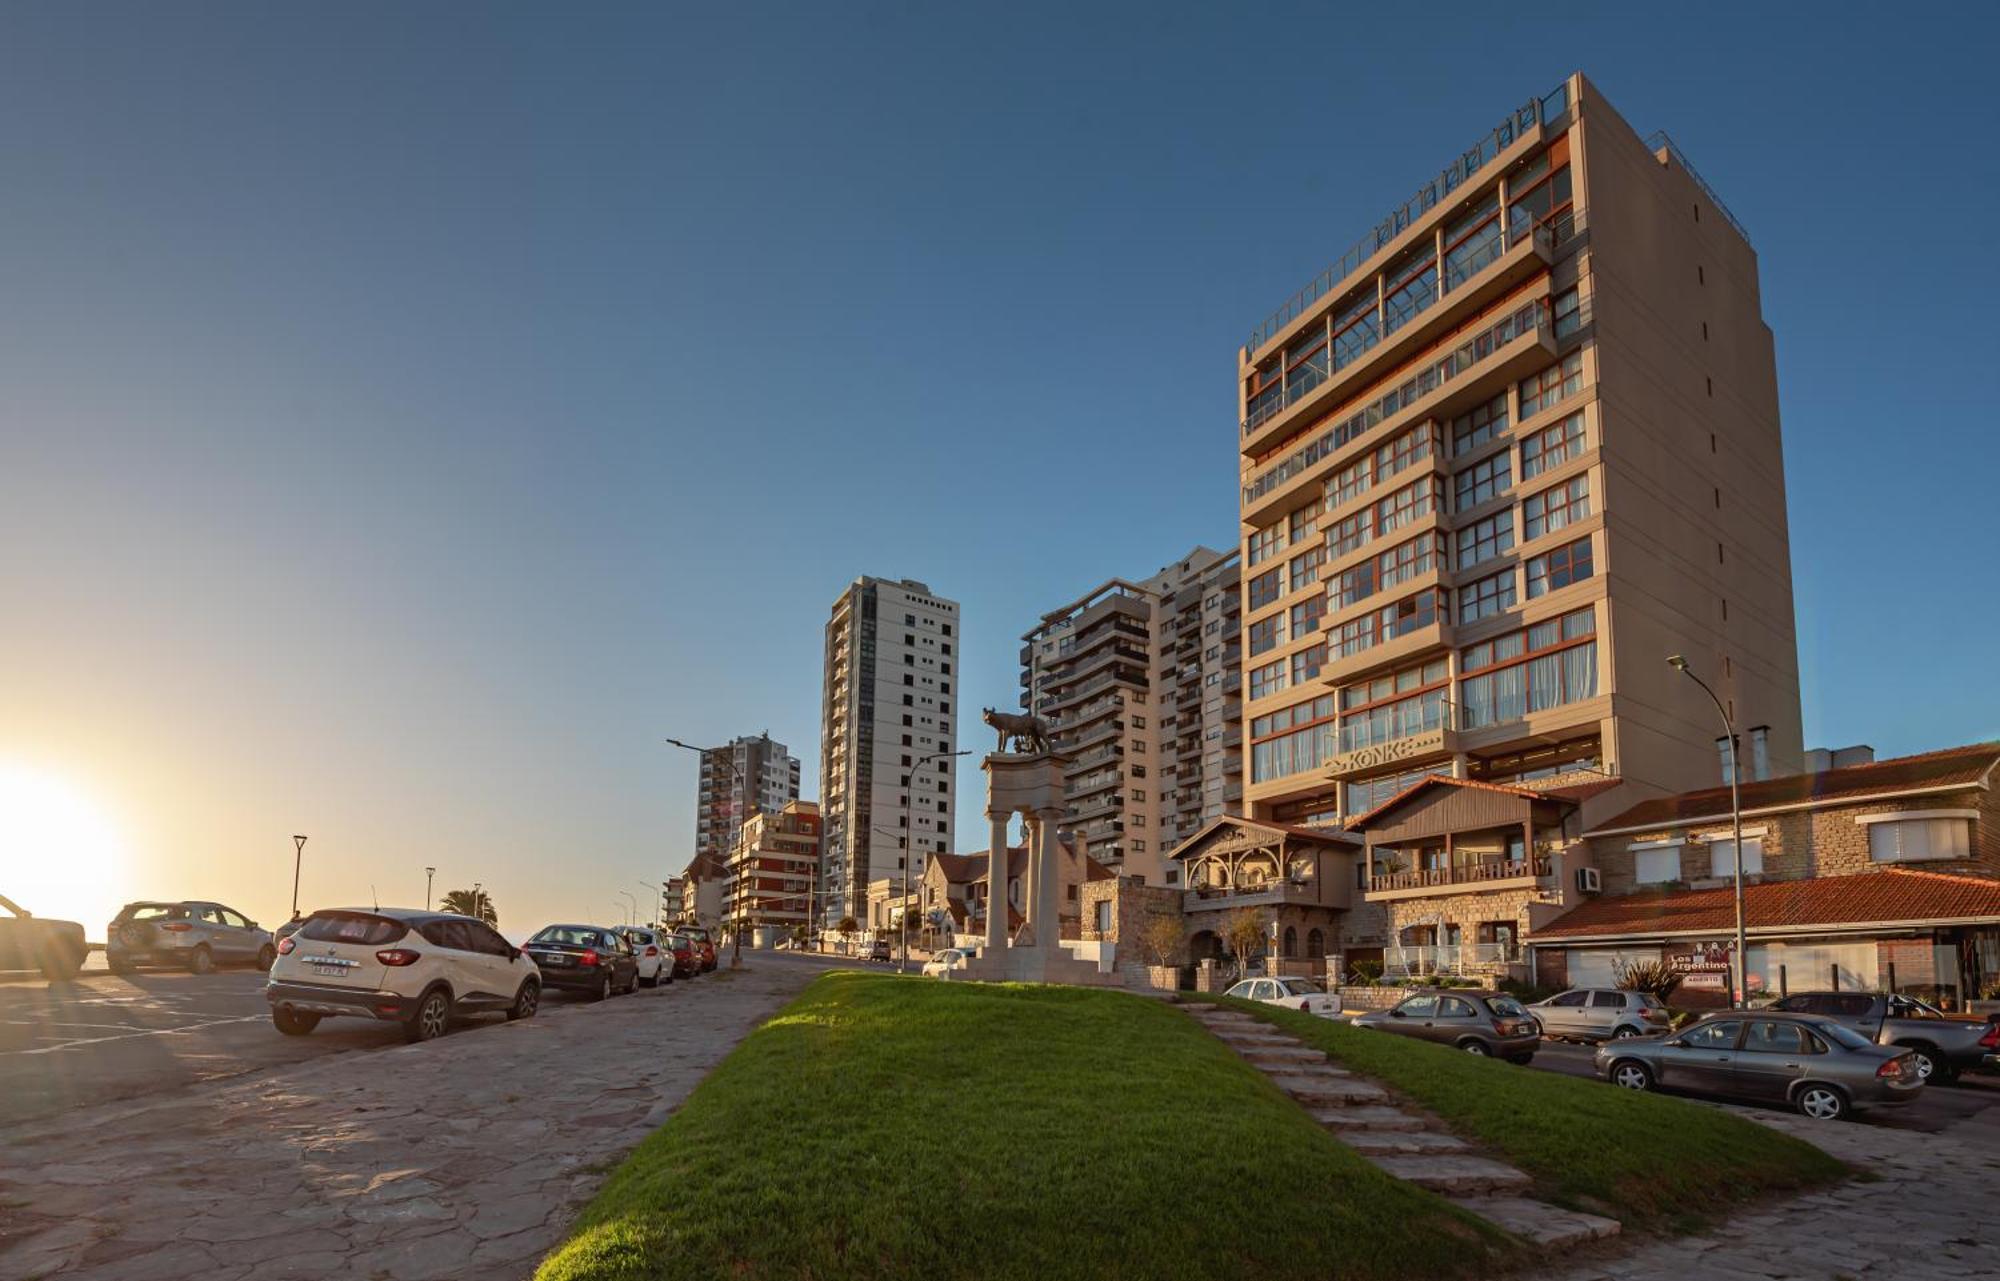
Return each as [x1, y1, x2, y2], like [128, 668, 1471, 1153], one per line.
[693, 734, 803, 866]
[818, 577, 961, 925]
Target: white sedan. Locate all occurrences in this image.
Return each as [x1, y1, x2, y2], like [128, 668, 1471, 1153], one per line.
[617, 928, 671, 987]
[1224, 976, 1341, 1017]
[922, 948, 972, 979]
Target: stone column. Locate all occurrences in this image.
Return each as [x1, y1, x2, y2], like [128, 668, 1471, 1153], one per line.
[985, 810, 1010, 956]
[1034, 806, 1065, 947]
[1020, 815, 1041, 944]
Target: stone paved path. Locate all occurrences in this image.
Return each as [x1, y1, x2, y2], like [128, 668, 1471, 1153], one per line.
[1534, 1105, 2000, 1280]
[1184, 1004, 1622, 1249]
[0, 956, 837, 1281]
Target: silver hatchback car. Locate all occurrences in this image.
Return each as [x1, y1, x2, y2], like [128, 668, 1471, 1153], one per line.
[1595, 1011, 1923, 1120]
[108, 901, 276, 974]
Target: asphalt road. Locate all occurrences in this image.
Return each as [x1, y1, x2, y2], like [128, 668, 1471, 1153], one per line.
[1526, 1036, 2000, 1136]
[0, 956, 832, 1129]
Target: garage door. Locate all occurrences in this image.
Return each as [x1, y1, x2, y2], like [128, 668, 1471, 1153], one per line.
[1565, 946, 1661, 988]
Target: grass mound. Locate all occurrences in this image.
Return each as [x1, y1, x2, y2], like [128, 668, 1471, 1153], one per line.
[1197, 996, 1846, 1230]
[539, 973, 1518, 1281]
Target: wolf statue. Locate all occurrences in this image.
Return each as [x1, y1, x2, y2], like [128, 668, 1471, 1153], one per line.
[981, 707, 1055, 755]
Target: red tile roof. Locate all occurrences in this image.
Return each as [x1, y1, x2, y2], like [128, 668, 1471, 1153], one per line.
[1587, 742, 2000, 836]
[1530, 868, 2000, 942]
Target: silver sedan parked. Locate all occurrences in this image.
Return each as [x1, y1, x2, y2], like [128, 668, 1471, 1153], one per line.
[1595, 1011, 1923, 1120]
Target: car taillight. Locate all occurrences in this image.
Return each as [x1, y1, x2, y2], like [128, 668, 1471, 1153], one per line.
[376, 949, 422, 966]
[646, 946, 659, 956]
[1979, 1024, 2000, 1050]
[276, 937, 296, 955]
[1643, 1008, 1668, 1021]
[1878, 1056, 1911, 1079]
[579, 949, 600, 967]
[161, 922, 192, 932]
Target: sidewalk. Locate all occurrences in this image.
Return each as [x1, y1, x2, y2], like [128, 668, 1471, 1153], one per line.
[0, 957, 836, 1281]
[1536, 1105, 2000, 1280]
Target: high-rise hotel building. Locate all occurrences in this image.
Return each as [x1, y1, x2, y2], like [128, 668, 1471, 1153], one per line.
[1021, 546, 1243, 886]
[693, 734, 802, 865]
[1236, 73, 1803, 831]
[819, 577, 960, 925]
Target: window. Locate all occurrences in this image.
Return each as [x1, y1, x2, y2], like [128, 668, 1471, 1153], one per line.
[1330, 289, 1380, 370]
[1288, 545, 1324, 591]
[1337, 658, 1449, 752]
[1327, 456, 1369, 509]
[1093, 901, 1112, 933]
[1290, 642, 1326, 685]
[1525, 537, 1593, 598]
[1683, 1020, 1740, 1050]
[1707, 835, 1764, 876]
[1456, 511, 1514, 570]
[1518, 352, 1584, 421]
[1249, 660, 1286, 700]
[1382, 246, 1438, 336]
[1250, 694, 1336, 782]
[1458, 607, 1597, 728]
[1284, 320, 1331, 405]
[1289, 594, 1326, 638]
[1454, 451, 1511, 511]
[1520, 410, 1585, 479]
[1249, 523, 1282, 566]
[1632, 841, 1682, 885]
[1248, 568, 1281, 609]
[1507, 135, 1572, 240]
[1289, 498, 1322, 545]
[1547, 990, 1588, 1008]
[1326, 510, 1370, 557]
[1524, 475, 1590, 539]
[1373, 476, 1444, 537]
[1343, 765, 1435, 815]
[1248, 614, 1282, 657]
[1452, 393, 1507, 456]
[1457, 568, 1516, 623]
[1865, 816, 1973, 863]
[1553, 286, 1583, 338]
[1442, 194, 1503, 291]
[1374, 423, 1439, 484]
[1333, 589, 1446, 659]
[1742, 1021, 1809, 1055]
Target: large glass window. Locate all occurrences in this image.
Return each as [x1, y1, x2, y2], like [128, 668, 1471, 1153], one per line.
[1326, 510, 1370, 558]
[1290, 642, 1326, 686]
[1344, 765, 1438, 816]
[1454, 451, 1512, 511]
[1451, 393, 1508, 457]
[1518, 352, 1584, 421]
[1248, 523, 1283, 566]
[1375, 422, 1439, 485]
[1378, 532, 1446, 595]
[1334, 589, 1446, 659]
[1338, 658, 1450, 752]
[1327, 456, 1370, 509]
[1249, 659, 1286, 700]
[1443, 194, 1504, 291]
[1457, 569, 1517, 623]
[1250, 694, 1337, 783]
[1382, 247, 1438, 336]
[1248, 568, 1281, 609]
[1553, 286, 1584, 338]
[1507, 135, 1573, 242]
[1284, 321, 1332, 406]
[1521, 409, 1586, 479]
[1867, 818, 1973, 863]
[1249, 614, 1282, 657]
[1330, 289, 1380, 371]
[1289, 594, 1326, 639]
[1374, 476, 1445, 538]
[1526, 536, 1593, 598]
[1289, 498, 1323, 545]
[1288, 545, 1325, 592]
[1458, 607, 1597, 728]
[1524, 475, 1590, 539]
[1456, 511, 1514, 571]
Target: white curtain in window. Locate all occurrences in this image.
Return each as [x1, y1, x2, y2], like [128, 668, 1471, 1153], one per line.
[1492, 664, 1527, 722]
[1633, 844, 1682, 884]
[1869, 819, 1970, 863]
[1709, 837, 1763, 876]
[1561, 641, 1598, 702]
[1527, 654, 1561, 712]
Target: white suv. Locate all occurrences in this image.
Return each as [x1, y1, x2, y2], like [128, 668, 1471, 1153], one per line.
[267, 908, 540, 1043]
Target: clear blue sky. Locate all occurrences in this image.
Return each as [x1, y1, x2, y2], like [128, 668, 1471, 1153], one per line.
[3, 2, 1995, 934]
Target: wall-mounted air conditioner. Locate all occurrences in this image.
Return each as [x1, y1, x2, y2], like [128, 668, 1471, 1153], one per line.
[1575, 867, 1602, 894]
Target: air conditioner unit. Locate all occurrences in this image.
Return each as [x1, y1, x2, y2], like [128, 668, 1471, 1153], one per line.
[1574, 866, 1602, 894]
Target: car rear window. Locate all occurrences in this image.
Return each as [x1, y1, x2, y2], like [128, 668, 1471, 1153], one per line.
[1280, 979, 1327, 995]
[125, 904, 187, 922]
[1485, 995, 1529, 1018]
[532, 926, 608, 947]
[299, 912, 409, 946]
[1813, 1020, 1875, 1051]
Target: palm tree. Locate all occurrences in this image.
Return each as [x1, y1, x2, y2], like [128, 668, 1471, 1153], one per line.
[439, 888, 497, 926]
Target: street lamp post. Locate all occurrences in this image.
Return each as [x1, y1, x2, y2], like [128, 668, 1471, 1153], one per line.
[290, 835, 308, 920]
[899, 749, 970, 975]
[617, 890, 637, 928]
[1668, 655, 1749, 1009]
[424, 866, 436, 912]
[638, 880, 660, 928]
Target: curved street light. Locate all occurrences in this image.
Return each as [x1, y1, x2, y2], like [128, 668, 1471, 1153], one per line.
[1668, 655, 1748, 1009]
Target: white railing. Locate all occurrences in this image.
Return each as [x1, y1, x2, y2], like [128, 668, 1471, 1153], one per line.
[1384, 941, 1521, 976]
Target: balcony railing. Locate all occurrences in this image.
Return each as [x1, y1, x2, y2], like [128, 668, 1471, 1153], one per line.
[1384, 941, 1522, 977]
[1368, 855, 1552, 894]
[1244, 298, 1551, 506]
[1245, 80, 1569, 354]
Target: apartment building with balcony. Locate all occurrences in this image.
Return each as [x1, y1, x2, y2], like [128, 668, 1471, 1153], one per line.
[1021, 547, 1242, 885]
[722, 799, 821, 931]
[692, 733, 802, 866]
[819, 577, 960, 926]
[1234, 73, 1804, 981]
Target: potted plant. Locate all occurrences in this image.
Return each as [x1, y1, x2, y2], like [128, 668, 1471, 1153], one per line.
[1135, 914, 1185, 991]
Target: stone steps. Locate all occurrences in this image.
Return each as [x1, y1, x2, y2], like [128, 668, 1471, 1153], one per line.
[1268, 1074, 1388, 1107]
[1448, 1196, 1623, 1248]
[1335, 1129, 1472, 1156]
[1366, 1154, 1533, 1196]
[1309, 1106, 1430, 1132]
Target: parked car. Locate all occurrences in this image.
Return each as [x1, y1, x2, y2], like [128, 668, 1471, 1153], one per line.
[662, 931, 698, 980]
[0, 894, 86, 979]
[108, 900, 275, 974]
[618, 927, 672, 987]
[868, 939, 891, 963]
[1529, 987, 1673, 1042]
[1223, 975, 1341, 1017]
[680, 926, 718, 973]
[523, 924, 641, 1000]
[267, 908, 539, 1043]
[1351, 989, 1540, 1062]
[1597, 1011, 1923, 1120]
[1764, 992, 1990, 1083]
[922, 947, 972, 979]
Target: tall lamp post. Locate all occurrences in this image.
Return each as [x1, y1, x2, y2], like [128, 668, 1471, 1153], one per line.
[290, 835, 308, 920]
[424, 866, 436, 912]
[617, 890, 637, 928]
[1668, 655, 1749, 1009]
[666, 732, 773, 969]
[898, 749, 970, 974]
[638, 880, 660, 928]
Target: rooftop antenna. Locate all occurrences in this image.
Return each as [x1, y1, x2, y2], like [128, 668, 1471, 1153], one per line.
[371, 884, 379, 911]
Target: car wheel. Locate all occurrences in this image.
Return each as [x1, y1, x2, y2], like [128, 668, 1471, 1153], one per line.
[1610, 1060, 1654, 1092]
[256, 945, 277, 971]
[187, 945, 215, 975]
[272, 1007, 320, 1036]
[1611, 1025, 1638, 1039]
[1458, 1039, 1492, 1056]
[1904, 1044, 1946, 1084]
[404, 988, 452, 1043]
[590, 972, 612, 1002]
[1796, 1084, 1849, 1121]
[507, 980, 540, 1022]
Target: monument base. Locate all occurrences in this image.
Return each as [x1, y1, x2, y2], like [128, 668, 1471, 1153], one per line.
[959, 945, 1123, 987]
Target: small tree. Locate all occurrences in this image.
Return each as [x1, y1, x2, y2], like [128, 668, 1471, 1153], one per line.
[835, 914, 860, 935]
[1614, 958, 1685, 1001]
[1222, 908, 1267, 970]
[439, 888, 497, 926]
[1135, 913, 1184, 968]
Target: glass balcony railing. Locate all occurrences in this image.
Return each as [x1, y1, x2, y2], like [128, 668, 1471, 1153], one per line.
[1245, 80, 1570, 355]
[1244, 298, 1550, 506]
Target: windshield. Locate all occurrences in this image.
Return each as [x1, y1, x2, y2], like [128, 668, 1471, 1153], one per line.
[1890, 997, 1944, 1020]
[531, 926, 610, 947]
[1486, 996, 1529, 1017]
[1814, 1020, 1876, 1051]
[1279, 979, 1327, 995]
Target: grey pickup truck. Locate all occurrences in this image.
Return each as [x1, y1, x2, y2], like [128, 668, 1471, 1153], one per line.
[1766, 991, 1990, 1083]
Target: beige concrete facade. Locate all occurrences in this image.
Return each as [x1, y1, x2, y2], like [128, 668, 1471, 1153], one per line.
[721, 799, 820, 930]
[1235, 73, 1803, 846]
[692, 734, 801, 866]
[1021, 546, 1242, 885]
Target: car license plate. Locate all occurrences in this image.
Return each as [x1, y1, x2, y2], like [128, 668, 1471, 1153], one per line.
[310, 963, 347, 977]
[533, 952, 567, 966]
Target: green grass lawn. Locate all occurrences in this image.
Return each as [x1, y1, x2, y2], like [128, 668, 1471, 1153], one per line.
[538, 973, 1521, 1281]
[1193, 995, 1846, 1231]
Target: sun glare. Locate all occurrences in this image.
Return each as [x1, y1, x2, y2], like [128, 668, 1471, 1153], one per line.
[0, 762, 132, 931]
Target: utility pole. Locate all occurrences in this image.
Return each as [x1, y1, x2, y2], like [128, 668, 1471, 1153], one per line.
[1668, 655, 1749, 1009]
